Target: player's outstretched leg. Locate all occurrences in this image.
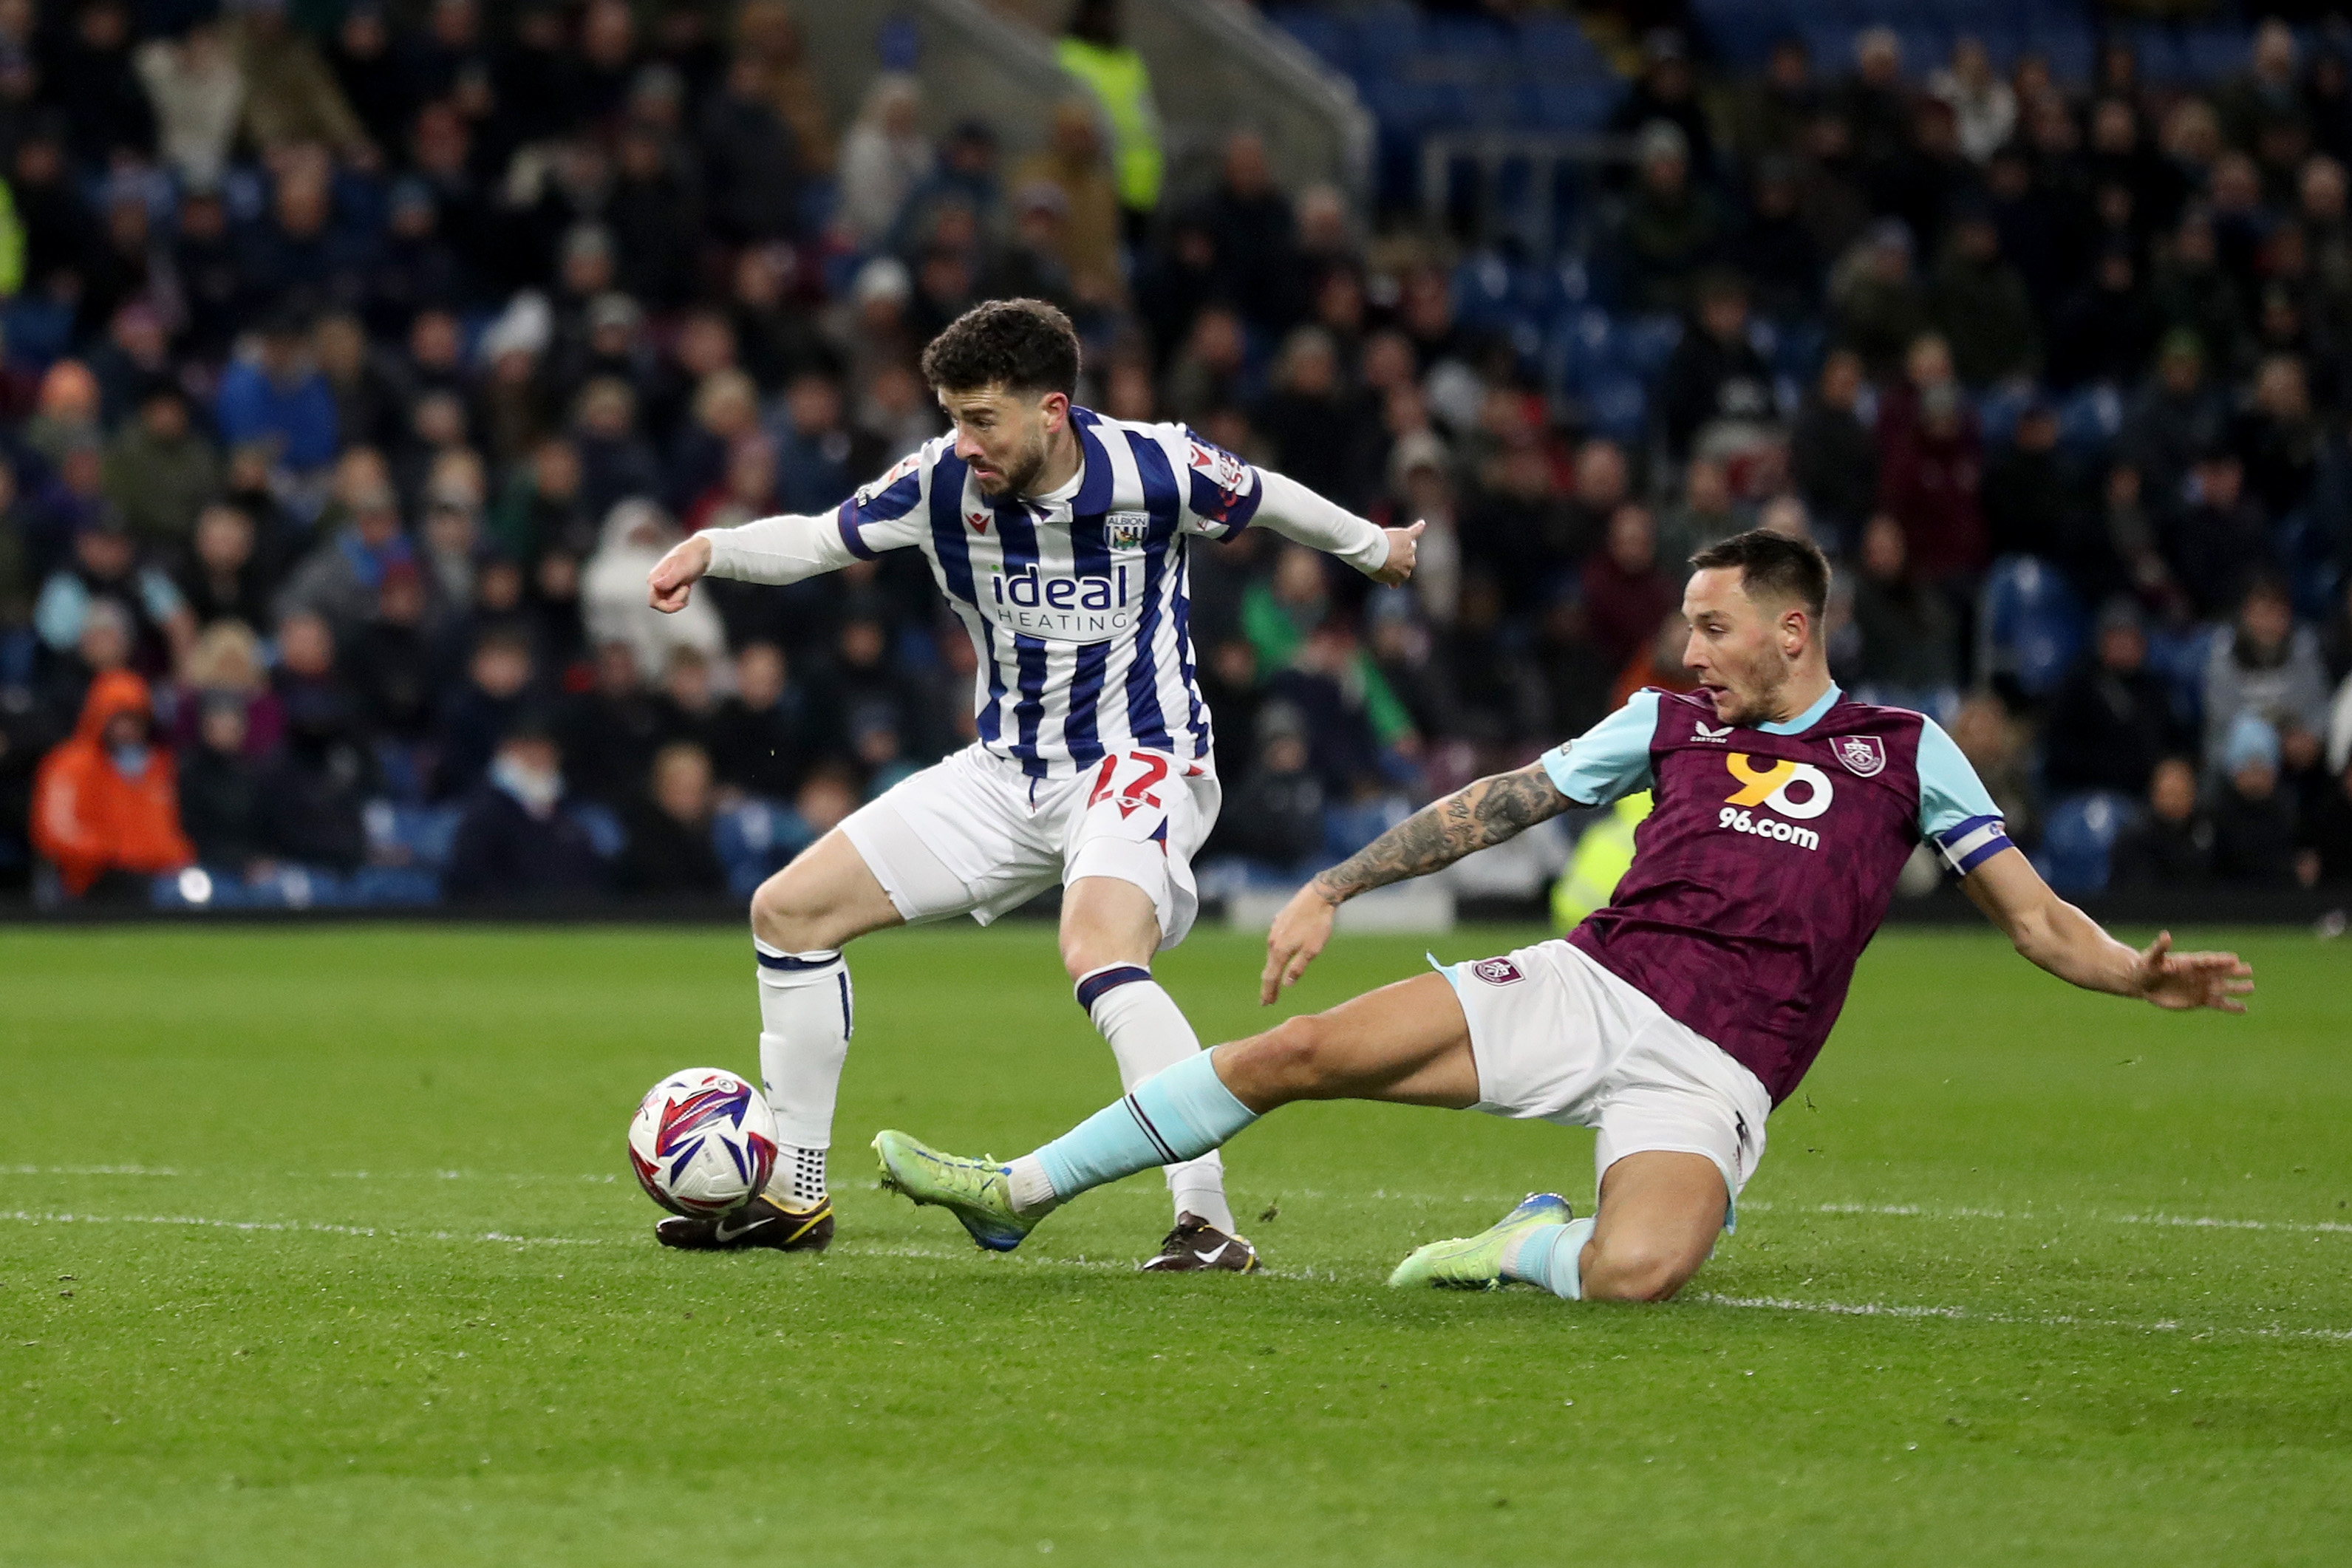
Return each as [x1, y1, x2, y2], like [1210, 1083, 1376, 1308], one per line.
[1060, 875, 1239, 1258]
[1387, 1193, 1580, 1290]
[872, 1131, 1039, 1252]
[658, 833, 901, 1254]
[873, 972, 1477, 1259]
[1388, 1152, 1726, 1302]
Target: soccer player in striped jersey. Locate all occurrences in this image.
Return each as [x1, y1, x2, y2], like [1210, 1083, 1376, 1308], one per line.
[643, 299, 1422, 1269]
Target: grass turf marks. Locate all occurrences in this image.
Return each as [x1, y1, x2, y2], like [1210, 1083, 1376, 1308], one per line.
[3, 923, 2349, 1565]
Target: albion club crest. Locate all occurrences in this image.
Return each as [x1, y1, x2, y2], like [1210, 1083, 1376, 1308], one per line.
[1833, 734, 1887, 778]
[1106, 512, 1151, 551]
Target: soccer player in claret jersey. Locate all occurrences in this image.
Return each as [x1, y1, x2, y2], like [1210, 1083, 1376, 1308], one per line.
[644, 299, 1422, 1271]
[873, 531, 2254, 1300]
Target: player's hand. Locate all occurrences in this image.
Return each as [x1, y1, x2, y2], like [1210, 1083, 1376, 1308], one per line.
[2131, 930, 2254, 1012]
[1260, 882, 1340, 1005]
[1367, 520, 1425, 587]
[648, 533, 713, 613]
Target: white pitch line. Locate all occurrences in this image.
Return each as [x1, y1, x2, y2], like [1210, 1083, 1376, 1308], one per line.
[9, 1211, 2342, 1342]
[0, 1165, 180, 1177]
[1740, 1199, 2352, 1237]
[1, 1210, 606, 1247]
[1691, 1292, 2352, 1343]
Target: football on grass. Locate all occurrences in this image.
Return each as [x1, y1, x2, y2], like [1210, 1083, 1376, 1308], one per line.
[627, 1068, 778, 1217]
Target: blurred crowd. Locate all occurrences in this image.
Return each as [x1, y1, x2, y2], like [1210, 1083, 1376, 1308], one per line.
[0, 0, 2348, 910]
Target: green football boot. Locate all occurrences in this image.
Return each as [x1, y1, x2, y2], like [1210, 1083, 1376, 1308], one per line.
[1387, 1192, 1575, 1290]
[872, 1130, 1038, 1252]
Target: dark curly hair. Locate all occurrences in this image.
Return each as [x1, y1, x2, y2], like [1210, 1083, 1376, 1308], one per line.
[919, 299, 1083, 397]
[1688, 528, 1831, 620]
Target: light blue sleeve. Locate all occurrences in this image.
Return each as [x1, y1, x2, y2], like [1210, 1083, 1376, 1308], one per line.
[1539, 689, 1660, 806]
[33, 572, 86, 652]
[137, 567, 185, 625]
[1916, 717, 2013, 873]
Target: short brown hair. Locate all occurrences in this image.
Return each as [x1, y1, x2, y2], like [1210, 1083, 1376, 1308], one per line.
[1689, 528, 1831, 620]
[919, 299, 1082, 396]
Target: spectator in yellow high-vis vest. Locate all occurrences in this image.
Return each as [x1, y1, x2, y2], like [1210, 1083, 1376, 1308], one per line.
[1055, 0, 1162, 246]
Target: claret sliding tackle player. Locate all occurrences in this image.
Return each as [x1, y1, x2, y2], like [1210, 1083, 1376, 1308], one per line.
[874, 531, 2252, 1301]
[644, 299, 1421, 1271]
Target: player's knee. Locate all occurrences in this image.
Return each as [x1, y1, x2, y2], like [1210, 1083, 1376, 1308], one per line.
[750, 867, 834, 952]
[1058, 927, 1117, 984]
[1236, 1014, 1338, 1098]
[1581, 1236, 1699, 1303]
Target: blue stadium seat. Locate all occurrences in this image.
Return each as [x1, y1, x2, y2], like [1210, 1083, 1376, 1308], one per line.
[714, 799, 818, 901]
[362, 800, 463, 869]
[1975, 384, 2034, 449]
[149, 863, 440, 910]
[1265, 7, 1357, 73]
[2035, 791, 2138, 896]
[2055, 382, 2123, 457]
[1978, 554, 2087, 698]
[2023, 19, 2096, 84]
[2142, 623, 2223, 733]
[1554, 305, 1618, 386]
[1582, 375, 1649, 440]
[1529, 80, 1620, 132]
[2181, 27, 2246, 86]
[1618, 314, 1684, 380]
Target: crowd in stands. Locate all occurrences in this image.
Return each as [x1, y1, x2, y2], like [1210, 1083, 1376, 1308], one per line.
[0, 0, 2348, 910]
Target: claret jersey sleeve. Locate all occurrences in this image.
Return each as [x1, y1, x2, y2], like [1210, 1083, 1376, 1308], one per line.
[1915, 717, 2014, 873]
[1538, 689, 1662, 806]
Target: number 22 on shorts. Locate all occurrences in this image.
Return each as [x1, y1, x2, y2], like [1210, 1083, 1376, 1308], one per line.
[1087, 751, 1169, 820]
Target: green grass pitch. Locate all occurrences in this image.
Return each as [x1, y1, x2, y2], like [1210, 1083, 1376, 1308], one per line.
[3, 922, 2349, 1566]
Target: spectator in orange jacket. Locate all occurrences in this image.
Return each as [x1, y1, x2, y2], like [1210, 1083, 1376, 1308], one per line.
[32, 669, 194, 899]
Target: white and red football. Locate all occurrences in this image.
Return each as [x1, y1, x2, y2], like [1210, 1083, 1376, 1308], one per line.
[627, 1068, 778, 1217]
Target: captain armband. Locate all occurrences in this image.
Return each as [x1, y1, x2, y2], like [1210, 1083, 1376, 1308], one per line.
[1931, 814, 2014, 875]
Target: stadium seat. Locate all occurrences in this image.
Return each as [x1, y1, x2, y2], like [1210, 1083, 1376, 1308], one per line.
[2055, 382, 2124, 457]
[2142, 622, 2224, 733]
[1978, 554, 2087, 699]
[569, 802, 627, 862]
[1323, 796, 1414, 864]
[1618, 314, 1684, 381]
[1582, 374, 1649, 440]
[714, 799, 819, 901]
[1975, 384, 2034, 449]
[363, 801, 463, 870]
[2034, 791, 2139, 896]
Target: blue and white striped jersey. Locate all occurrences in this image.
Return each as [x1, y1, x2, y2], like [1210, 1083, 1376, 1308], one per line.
[828, 409, 1273, 780]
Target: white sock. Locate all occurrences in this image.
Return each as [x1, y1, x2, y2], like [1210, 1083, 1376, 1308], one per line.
[1006, 1154, 1059, 1217]
[754, 941, 852, 1212]
[1075, 964, 1235, 1233]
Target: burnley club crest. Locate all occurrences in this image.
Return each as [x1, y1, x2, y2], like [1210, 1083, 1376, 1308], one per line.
[1833, 734, 1887, 777]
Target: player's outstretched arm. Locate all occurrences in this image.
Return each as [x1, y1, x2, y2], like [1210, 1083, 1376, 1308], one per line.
[647, 532, 712, 613]
[649, 508, 879, 613]
[1962, 849, 2253, 1012]
[1248, 468, 1424, 586]
[1261, 763, 1574, 1003]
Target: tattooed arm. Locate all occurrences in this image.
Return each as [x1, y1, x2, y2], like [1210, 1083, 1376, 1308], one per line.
[1258, 763, 1576, 1003]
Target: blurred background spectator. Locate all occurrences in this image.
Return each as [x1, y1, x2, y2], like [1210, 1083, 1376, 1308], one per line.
[2, 0, 2348, 912]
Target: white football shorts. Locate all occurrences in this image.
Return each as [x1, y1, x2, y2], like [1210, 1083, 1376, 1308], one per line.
[1436, 938, 1773, 1228]
[841, 743, 1220, 949]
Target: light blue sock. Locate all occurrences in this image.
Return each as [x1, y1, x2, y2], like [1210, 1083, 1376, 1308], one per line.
[1029, 1051, 1258, 1205]
[1503, 1216, 1596, 1299]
